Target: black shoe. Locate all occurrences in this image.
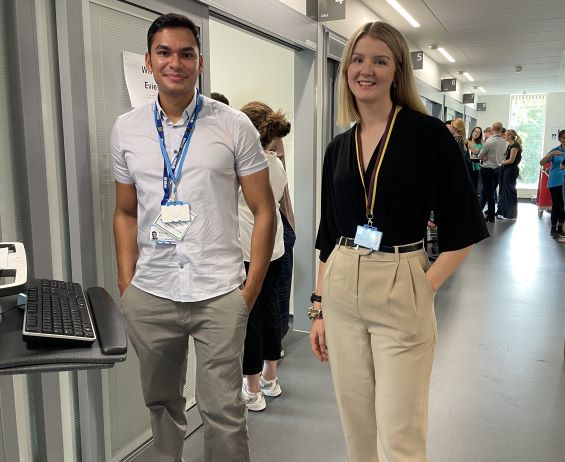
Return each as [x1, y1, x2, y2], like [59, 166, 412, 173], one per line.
[485, 217, 495, 223]
[550, 229, 559, 238]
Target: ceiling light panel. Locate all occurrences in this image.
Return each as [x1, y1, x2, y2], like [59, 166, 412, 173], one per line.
[386, 0, 421, 28]
[437, 47, 455, 63]
[463, 72, 475, 82]
[478, 87, 486, 93]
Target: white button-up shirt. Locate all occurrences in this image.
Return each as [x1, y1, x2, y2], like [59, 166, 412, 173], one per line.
[238, 151, 287, 262]
[111, 94, 268, 302]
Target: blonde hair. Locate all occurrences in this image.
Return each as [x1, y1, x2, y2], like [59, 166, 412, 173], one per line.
[337, 22, 427, 126]
[451, 118, 466, 138]
[506, 129, 522, 145]
[240, 102, 291, 149]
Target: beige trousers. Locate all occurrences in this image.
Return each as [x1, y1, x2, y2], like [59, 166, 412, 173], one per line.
[120, 285, 250, 462]
[323, 244, 437, 462]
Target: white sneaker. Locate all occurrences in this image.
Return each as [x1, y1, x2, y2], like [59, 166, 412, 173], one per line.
[260, 376, 282, 397]
[242, 386, 266, 411]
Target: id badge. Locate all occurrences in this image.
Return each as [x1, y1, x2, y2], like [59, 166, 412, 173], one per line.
[353, 224, 383, 251]
[149, 224, 176, 245]
[153, 210, 196, 241]
[161, 201, 190, 223]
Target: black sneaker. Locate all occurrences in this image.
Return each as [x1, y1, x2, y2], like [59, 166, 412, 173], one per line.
[550, 229, 559, 238]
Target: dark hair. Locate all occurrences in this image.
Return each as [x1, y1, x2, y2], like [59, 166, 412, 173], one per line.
[240, 102, 291, 149]
[558, 129, 565, 139]
[147, 13, 200, 54]
[211, 92, 229, 105]
[468, 126, 483, 143]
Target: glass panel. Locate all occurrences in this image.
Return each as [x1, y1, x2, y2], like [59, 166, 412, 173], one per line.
[509, 94, 547, 188]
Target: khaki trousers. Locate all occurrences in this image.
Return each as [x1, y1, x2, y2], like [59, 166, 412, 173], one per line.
[322, 244, 437, 462]
[120, 285, 250, 462]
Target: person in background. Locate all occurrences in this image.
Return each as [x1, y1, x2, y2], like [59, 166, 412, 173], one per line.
[539, 129, 565, 237]
[448, 118, 472, 175]
[497, 129, 522, 220]
[268, 137, 296, 344]
[112, 13, 276, 461]
[557, 158, 565, 244]
[210, 91, 229, 105]
[483, 126, 492, 141]
[310, 21, 488, 462]
[239, 102, 291, 411]
[466, 126, 483, 192]
[479, 121, 506, 222]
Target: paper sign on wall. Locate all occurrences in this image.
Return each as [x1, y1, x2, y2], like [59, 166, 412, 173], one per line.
[551, 127, 563, 141]
[123, 51, 157, 107]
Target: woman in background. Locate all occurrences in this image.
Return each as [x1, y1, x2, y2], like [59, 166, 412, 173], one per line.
[268, 137, 296, 345]
[497, 129, 522, 219]
[239, 102, 291, 411]
[448, 118, 472, 176]
[539, 129, 565, 237]
[466, 126, 483, 192]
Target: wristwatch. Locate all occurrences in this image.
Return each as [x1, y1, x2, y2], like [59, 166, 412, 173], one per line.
[310, 292, 322, 304]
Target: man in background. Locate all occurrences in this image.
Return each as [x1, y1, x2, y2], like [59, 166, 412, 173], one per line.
[479, 121, 507, 222]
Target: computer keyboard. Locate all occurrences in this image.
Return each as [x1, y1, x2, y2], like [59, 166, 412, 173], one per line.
[23, 278, 97, 344]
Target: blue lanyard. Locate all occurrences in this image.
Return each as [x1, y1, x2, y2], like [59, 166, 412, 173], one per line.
[154, 90, 202, 204]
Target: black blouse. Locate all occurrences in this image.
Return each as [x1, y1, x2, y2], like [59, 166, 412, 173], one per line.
[504, 142, 522, 166]
[315, 108, 489, 262]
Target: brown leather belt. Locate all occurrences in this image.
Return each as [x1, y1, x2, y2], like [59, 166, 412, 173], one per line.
[337, 237, 424, 254]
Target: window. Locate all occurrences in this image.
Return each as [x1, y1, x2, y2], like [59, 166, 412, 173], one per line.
[509, 94, 546, 187]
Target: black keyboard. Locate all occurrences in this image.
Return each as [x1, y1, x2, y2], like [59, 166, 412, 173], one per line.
[23, 279, 97, 344]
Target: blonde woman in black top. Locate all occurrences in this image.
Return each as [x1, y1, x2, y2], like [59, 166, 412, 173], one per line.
[309, 22, 488, 462]
[497, 129, 522, 219]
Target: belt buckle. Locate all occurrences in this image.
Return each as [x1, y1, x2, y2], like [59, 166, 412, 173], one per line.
[341, 237, 359, 250]
[349, 238, 360, 250]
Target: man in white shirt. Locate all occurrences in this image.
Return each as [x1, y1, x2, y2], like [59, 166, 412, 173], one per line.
[112, 13, 275, 462]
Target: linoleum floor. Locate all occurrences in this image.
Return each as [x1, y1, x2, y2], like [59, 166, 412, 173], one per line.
[183, 202, 565, 462]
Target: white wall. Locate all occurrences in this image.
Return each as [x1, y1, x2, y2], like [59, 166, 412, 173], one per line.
[208, 18, 296, 312]
[279, 0, 305, 14]
[208, 18, 295, 202]
[543, 92, 565, 155]
[476, 95, 511, 129]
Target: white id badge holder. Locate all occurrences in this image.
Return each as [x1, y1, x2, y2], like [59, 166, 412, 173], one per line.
[161, 201, 190, 223]
[354, 224, 383, 251]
